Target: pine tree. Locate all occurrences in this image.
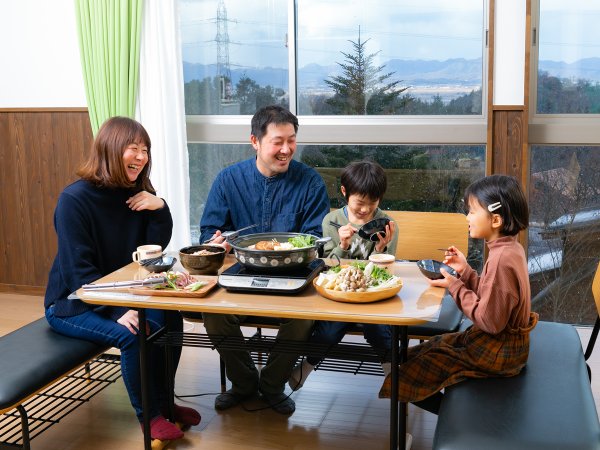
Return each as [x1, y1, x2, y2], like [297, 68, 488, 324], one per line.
[324, 28, 409, 115]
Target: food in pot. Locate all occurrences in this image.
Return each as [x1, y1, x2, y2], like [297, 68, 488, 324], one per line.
[192, 249, 221, 256]
[315, 261, 401, 292]
[249, 236, 313, 251]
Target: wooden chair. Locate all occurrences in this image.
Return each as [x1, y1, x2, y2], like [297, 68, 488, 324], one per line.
[386, 211, 469, 340]
[583, 261, 600, 380]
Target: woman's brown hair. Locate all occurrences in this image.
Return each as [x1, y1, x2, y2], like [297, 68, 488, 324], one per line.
[77, 116, 155, 193]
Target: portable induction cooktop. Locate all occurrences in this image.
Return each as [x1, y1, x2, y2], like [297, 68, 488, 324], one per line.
[218, 259, 326, 294]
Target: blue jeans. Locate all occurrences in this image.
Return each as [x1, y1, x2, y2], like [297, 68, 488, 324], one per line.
[306, 321, 392, 366]
[45, 306, 182, 421]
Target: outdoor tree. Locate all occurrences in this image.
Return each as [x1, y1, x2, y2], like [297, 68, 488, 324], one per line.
[325, 29, 409, 115]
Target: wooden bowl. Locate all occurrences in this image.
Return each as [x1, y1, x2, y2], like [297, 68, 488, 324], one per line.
[179, 245, 226, 275]
[313, 278, 402, 303]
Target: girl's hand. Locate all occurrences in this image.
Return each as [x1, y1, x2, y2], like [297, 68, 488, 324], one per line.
[441, 245, 468, 274]
[338, 224, 358, 250]
[429, 268, 458, 288]
[126, 191, 165, 211]
[375, 221, 395, 253]
[117, 310, 149, 335]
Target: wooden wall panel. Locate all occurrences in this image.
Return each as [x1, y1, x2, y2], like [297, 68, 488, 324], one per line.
[0, 110, 93, 293]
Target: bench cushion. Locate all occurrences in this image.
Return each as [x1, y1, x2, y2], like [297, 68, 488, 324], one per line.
[0, 318, 108, 411]
[434, 321, 600, 450]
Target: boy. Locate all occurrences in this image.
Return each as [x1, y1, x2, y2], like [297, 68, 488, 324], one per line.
[289, 160, 399, 390]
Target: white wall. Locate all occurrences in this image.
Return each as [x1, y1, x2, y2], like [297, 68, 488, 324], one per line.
[0, 0, 87, 107]
[494, 0, 526, 105]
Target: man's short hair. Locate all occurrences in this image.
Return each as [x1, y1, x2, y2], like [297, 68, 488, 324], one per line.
[251, 105, 299, 142]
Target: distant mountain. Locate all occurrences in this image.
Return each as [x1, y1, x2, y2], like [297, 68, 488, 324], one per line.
[183, 57, 600, 93]
[538, 58, 600, 82]
[183, 58, 484, 91]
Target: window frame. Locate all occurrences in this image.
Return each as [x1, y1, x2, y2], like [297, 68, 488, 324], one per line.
[529, 0, 600, 146]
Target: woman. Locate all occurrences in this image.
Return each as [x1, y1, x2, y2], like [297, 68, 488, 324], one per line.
[44, 116, 199, 441]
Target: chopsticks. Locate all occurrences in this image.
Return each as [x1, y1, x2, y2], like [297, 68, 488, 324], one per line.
[437, 248, 458, 256]
[139, 254, 166, 267]
[82, 276, 167, 290]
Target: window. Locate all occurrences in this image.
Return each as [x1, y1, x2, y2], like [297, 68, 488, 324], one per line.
[296, 0, 485, 115]
[528, 145, 600, 325]
[534, 0, 600, 114]
[180, 0, 487, 117]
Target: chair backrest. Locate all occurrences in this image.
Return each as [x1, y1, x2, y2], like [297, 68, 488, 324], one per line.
[386, 210, 469, 261]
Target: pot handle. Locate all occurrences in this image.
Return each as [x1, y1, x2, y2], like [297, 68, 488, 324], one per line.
[315, 236, 332, 246]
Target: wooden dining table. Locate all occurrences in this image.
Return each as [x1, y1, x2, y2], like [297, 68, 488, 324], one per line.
[77, 256, 445, 450]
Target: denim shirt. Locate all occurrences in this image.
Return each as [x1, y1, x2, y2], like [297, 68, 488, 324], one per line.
[200, 157, 330, 242]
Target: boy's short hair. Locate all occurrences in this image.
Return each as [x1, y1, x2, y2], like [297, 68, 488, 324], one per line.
[251, 105, 299, 142]
[464, 174, 529, 236]
[341, 160, 387, 201]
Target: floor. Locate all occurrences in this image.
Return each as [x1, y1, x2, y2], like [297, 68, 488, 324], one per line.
[1, 292, 598, 450]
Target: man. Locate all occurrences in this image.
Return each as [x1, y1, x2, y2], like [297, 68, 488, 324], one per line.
[200, 105, 330, 414]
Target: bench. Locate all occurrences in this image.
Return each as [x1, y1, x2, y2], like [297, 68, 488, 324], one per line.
[0, 317, 121, 449]
[433, 320, 600, 450]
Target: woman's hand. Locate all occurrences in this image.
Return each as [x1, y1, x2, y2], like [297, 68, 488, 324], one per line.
[126, 191, 165, 211]
[117, 310, 145, 335]
[338, 224, 358, 250]
[375, 221, 395, 253]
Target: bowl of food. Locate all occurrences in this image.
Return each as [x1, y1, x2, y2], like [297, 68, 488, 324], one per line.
[179, 245, 226, 275]
[143, 256, 177, 273]
[416, 259, 457, 280]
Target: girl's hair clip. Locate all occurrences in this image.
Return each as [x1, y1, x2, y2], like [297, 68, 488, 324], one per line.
[487, 202, 502, 212]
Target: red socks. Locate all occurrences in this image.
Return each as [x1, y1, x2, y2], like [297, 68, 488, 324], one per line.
[161, 404, 201, 426]
[143, 416, 184, 441]
[173, 404, 201, 426]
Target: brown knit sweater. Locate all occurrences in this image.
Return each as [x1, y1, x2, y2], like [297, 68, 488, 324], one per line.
[448, 235, 531, 335]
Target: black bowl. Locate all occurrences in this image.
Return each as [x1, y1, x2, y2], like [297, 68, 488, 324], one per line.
[144, 256, 177, 273]
[179, 245, 226, 275]
[358, 217, 390, 242]
[416, 259, 457, 280]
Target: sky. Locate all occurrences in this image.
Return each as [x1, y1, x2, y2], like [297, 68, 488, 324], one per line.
[179, 0, 486, 70]
[538, 0, 600, 63]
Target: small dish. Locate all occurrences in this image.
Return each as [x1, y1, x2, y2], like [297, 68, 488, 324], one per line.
[144, 256, 177, 273]
[416, 259, 457, 280]
[358, 217, 390, 242]
[368, 253, 395, 266]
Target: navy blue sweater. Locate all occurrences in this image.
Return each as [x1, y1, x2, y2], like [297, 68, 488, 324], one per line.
[44, 180, 173, 318]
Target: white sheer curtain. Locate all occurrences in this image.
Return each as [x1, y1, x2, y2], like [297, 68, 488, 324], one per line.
[136, 0, 191, 251]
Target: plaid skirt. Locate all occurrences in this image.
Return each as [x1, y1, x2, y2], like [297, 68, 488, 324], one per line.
[379, 312, 539, 402]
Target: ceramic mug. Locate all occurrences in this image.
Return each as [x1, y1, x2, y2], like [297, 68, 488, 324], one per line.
[132, 245, 162, 263]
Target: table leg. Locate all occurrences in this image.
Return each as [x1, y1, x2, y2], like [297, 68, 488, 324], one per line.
[390, 325, 409, 450]
[390, 326, 399, 450]
[138, 308, 151, 450]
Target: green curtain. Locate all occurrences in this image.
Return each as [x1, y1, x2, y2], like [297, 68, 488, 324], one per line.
[75, 0, 143, 135]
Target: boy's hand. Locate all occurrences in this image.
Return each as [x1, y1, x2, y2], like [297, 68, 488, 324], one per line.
[374, 221, 395, 253]
[338, 224, 358, 250]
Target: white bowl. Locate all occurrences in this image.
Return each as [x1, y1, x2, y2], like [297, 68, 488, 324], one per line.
[368, 254, 395, 266]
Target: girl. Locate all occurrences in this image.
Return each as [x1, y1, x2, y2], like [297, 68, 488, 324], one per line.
[378, 174, 538, 413]
[44, 117, 199, 440]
